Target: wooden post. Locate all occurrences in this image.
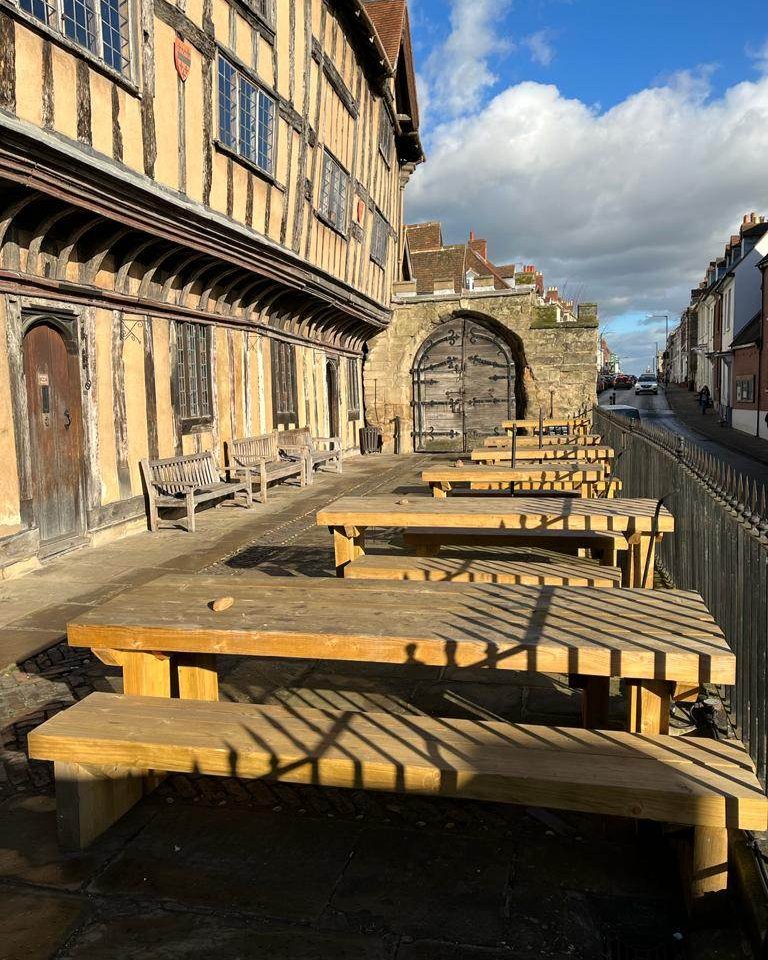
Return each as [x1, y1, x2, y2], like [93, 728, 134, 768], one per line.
[54, 760, 146, 850]
[626, 679, 672, 734]
[581, 676, 610, 729]
[432, 482, 449, 499]
[122, 651, 172, 697]
[175, 653, 219, 701]
[691, 826, 729, 906]
[332, 524, 365, 575]
[634, 534, 656, 589]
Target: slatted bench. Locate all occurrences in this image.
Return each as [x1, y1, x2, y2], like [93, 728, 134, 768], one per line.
[342, 552, 623, 587]
[226, 433, 305, 503]
[29, 692, 767, 909]
[279, 426, 342, 483]
[401, 528, 628, 569]
[140, 453, 251, 533]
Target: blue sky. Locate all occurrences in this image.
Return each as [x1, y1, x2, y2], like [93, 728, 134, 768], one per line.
[405, 0, 768, 373]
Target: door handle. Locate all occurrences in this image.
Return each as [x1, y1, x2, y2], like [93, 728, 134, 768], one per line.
[63, 409, 72, 430]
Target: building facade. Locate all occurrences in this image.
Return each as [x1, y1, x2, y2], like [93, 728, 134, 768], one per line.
[0, 0, 423, 575]
[364, 224, 599, 452]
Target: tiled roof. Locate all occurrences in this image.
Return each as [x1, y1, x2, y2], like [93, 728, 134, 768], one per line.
[731, 312, 762, 348]
[365, 0, 407, 68]
[406, 222, 443, 253]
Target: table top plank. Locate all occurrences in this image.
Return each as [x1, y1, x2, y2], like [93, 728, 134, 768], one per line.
[422, 464, 606, 483]
[316, 495, 674, 533]
[502, 419, 590, 429]
[67, 575, 731, 683]
[484, 435, 603, 448]
[471, 446, 614, 463]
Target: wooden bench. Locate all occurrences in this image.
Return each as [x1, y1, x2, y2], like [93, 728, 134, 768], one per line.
[279, 426, 342, 483]
[401, 528, 627, 568]
[343, 551, 623, 587]
[471, 445, 614, 467]
[29, 692, 767, 909]
[140, 452, 251, 533]
[226, 433, 305, 503]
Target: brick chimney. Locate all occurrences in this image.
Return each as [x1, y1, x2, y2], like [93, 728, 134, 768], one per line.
[468, 231, 488, 261]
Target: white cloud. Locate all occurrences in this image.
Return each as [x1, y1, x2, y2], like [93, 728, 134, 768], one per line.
[747, 36, 768, 74]
[523, 30, 555, 67]
[408, 70, 768, 330]
[424, 0, 513, 117]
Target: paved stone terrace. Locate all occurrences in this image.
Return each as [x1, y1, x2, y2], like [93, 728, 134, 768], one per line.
[0, 455, 749, 959]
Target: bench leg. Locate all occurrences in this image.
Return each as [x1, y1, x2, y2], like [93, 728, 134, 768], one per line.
[581, 676, 610, 729]
[174, 653, 219, 701]
[692, 826, 729, 907]
[55, 760, 146, 850]
[626, 679, 672, 734]
[147, 495, 159, 532]
[414, 542, 440, 557]
[432, 482, 449, 499]
[186, 492, 196, 533]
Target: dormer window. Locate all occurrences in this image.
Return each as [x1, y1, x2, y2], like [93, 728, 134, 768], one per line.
[465, 269, 478, 291]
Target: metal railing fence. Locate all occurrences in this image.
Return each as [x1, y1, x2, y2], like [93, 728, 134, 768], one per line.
[593, 406, 768, 786]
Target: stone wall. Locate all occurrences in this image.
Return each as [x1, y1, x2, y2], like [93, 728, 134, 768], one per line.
[363, 290, 598, 452]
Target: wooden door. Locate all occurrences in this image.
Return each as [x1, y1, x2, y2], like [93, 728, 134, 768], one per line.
[22, 322, 85, 547]
[413, 317, 516, 452]
[326, 361, 340, 438]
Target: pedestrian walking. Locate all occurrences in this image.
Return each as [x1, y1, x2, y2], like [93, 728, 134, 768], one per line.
[698, 384, 710, 415]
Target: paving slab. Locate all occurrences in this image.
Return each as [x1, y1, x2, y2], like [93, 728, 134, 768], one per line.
[60, 911, 396, 959]
[0, 888, 87, 960]
[326, 826, 515, 944]
[90, 805, 362, 923]
[0, 794, 156, 890]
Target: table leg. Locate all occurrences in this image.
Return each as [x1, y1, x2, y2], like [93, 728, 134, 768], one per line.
[121, 651, 172, 697]
[581, 676, 610, 728]
[332, 524, 366, 576]
[626, 679, 672, 734]
[634, 535, 656, 589]
[174, 654, 219, 701]
[431, 482, 449, 499]
[691, 826, 729, 908]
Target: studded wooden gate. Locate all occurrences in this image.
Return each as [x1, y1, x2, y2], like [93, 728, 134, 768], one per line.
[412, 317, 516, 452]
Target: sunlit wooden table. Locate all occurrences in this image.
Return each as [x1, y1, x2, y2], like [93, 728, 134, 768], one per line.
[421, 463, 614, 499]
[470, 444, 614, 467]
[316, 495, 672, 587]
[67, 575, 731, 735]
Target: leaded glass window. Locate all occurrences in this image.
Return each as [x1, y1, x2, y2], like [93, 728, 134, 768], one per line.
[175, 323, 212, 423]
[218, 56, 276, 176]
[319, 151, 348, 232]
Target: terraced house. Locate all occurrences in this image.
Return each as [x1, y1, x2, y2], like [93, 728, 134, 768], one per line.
[0, 0, 423, 574]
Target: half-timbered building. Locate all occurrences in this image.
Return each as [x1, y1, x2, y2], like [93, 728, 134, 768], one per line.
[0, 0, 423, 573]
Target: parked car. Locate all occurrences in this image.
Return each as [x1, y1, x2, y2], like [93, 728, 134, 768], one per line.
[635, 374, 658, 395]
[615, 374, 633, 389]
[605, 404, 641, 422]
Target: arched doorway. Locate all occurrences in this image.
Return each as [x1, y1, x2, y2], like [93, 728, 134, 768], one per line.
[326, 359, 340, 439]
[412, 315, 519, 452]
[22, 318, 85, 549]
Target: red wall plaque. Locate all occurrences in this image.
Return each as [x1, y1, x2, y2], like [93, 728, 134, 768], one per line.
[174, 38, 192, 82]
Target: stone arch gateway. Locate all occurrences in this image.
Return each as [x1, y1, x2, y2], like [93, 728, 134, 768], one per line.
[412, 314, 521, 452]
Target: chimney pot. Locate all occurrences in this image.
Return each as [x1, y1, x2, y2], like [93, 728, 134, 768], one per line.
[469, 230, 475, 241]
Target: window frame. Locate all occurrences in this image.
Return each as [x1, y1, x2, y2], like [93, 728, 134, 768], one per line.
[347, 357, 360, 421]
[318, 149, 350, 235]
[378, 106, 393, 167]
[13, 0, 132, 77]
[217, 54, 277, 177]
[271, 339, 299, 428]
[370, 208, 389, 269]
[173, 322, 214, 432]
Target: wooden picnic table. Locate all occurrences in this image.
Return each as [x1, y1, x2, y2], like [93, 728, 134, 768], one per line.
[471, 445, 614, 466]
[317, 495, 671, 587]
[66, 575, 732, 736]
[421, 463, 609, 499]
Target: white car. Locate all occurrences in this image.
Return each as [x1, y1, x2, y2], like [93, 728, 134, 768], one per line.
[635, 375, 658, 395]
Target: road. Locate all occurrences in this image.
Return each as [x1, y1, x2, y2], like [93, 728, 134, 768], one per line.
[598, 387, 768, 484]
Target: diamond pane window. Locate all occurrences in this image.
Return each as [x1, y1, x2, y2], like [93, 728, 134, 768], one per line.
[218, 57, 276, 175]
[16, 0, 131, 74]
[320, 151, 348, 232]
[371, 210, 388, 267]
